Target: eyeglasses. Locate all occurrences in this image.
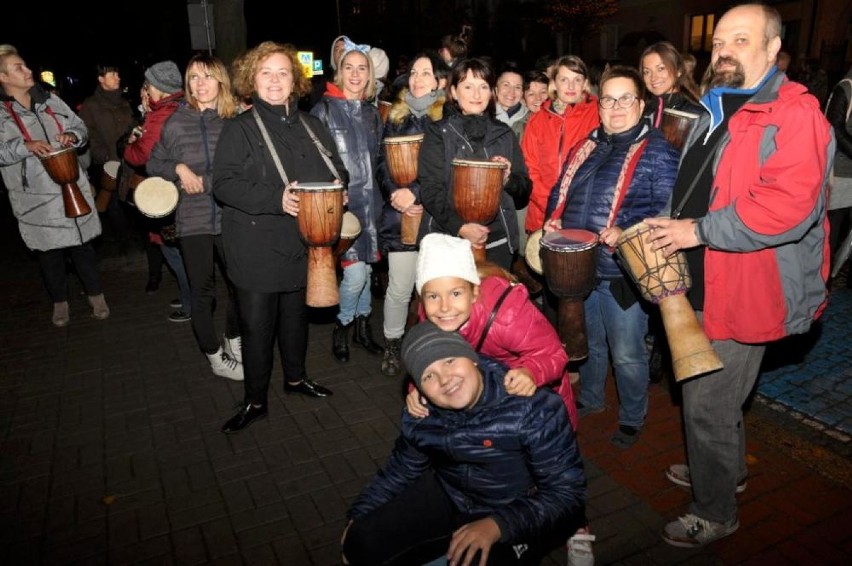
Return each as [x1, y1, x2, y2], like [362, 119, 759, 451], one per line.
[599, 93, 638, 109]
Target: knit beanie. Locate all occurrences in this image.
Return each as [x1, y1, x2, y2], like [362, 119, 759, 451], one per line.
[401, 321, 477, 388]
[415, 233, 480, 295]
[145, 61, 183, 95]
[368, 47, 390, 79]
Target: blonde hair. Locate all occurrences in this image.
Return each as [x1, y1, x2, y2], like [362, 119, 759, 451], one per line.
[334, 50, 377, 100]
[0, 44, 20, 74]
[547, 55, 592, 101]
[231, 41, 311, 101]
[184, 54, 238, 119]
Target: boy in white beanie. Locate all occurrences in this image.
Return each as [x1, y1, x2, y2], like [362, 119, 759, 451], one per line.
[342, 320, 586, 566]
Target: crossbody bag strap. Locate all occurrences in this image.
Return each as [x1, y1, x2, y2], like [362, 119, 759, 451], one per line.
[474, 282, 515, 352]
[670, 148, 716, 220]
[251, 107, 290, 186]
[299, 115, 342, 181]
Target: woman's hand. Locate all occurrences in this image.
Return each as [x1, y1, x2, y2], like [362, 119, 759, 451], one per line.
[491, 155, 511, 184]
[458, 223, 489, 249]
[282, 182, 301, 217]
[504, 368, 537, 397]
[405, 388, 430, 419]
[598, 226, 623, 248]
[543, 218, 562, 234]
[176, 164, 204, 194]
[390, 188, 416, 213]
[25, 140, 54, 158]
[57, 132, 78, 148]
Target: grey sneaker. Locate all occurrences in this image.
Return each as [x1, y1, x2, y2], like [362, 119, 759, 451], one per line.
[567, 527, 595, 566]
[52, 301, 70, 327]
[666, 464, 747, 494]
[88, 294, 110, 320]
[662, 513, 739, 547]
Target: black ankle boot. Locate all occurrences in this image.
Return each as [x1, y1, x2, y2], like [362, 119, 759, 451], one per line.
[332, 321, 351, 362]
[381, 337, 403, 376]
[353, 315, 384, 356]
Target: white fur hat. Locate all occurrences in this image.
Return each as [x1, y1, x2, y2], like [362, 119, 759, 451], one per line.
[368, 47, 390, 79]
[415, 234, 480, 295]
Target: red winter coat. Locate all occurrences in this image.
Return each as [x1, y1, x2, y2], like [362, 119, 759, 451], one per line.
[421, 276, 577, 430]
[521, 97, 600, 233]
[123, 92, 183, 168]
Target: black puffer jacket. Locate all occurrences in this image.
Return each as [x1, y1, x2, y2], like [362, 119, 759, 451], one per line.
[148, 105, 225, 237]
[418, 112, 531, 253]
[347, 356, 585, 544]
[212, 98, 348, 293]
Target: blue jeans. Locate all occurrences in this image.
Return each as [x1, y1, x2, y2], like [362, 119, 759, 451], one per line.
[161, 243, 191, 316]
[577, 280, 649, 428]
[338, 261, 372, 325]
[683, 325, 765, 524]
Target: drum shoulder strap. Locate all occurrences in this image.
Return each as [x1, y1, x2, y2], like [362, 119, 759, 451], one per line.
[475, 282, 516, 352]
[298, 115, 342, 181]
[251, 108, 290, 186]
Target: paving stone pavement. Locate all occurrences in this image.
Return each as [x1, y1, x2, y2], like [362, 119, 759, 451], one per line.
[1, 204, 850, 565]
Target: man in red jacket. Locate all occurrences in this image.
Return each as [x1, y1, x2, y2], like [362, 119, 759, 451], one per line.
[644, 3, 833, 548]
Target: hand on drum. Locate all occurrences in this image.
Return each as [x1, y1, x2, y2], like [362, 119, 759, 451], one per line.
[25, 140, 55, 158]
[459, 223, 489, 249]
[177, 164, 204, 194]
[543, 218, 562, 234]
[405, 388, 430, 419]
[490, 155, 511, 184]
[390, 187, 416, 213]
[504, 368, 537, 397]
[599, 226, 623, 249]
[57, 132, 78, 148]
[643, 217, 700, 257]
[282, 182, 301, 217]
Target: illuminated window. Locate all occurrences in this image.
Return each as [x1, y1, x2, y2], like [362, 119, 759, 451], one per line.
[690, 13, 715, 53]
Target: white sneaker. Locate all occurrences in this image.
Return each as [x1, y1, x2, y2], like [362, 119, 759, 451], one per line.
[567, 527, 595, 566]
[207, 347, 244, 381]
[223, 335, 242, 364]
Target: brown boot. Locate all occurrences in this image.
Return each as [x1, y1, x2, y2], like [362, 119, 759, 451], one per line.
[511, 257, 543, 296]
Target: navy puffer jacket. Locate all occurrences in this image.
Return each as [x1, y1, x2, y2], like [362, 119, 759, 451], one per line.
[348, 356, 586, 544]
[546, 122, 678, 280]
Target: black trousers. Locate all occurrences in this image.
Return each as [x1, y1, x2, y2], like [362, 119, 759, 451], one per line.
[343, 470, 560, 566]
[180, 235, 240, 353]
[38, 243, 102, 302]
[235, 286, 308, 406]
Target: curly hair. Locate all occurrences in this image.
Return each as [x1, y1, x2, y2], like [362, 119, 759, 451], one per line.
[231, 41, 310, 102]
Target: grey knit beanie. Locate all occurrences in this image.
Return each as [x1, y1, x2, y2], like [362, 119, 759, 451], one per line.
[401, 321, 477, 388]
[145, 61, 183, 95]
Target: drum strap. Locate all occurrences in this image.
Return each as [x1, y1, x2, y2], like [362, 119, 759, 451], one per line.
[671, 148, 717, 220]
[4, 101, 63, 142]
[475, 283, 515, 352]
[299, 116, 343, 181]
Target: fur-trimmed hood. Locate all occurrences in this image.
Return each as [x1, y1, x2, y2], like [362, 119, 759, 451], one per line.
[388, 88, 445, 126]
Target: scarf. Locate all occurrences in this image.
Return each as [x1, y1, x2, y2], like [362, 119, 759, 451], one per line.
[406, 89, 441, 118]
[461, 114, 488, 144]
[504, 102, 523, 118]
[701, 67, 777, 136]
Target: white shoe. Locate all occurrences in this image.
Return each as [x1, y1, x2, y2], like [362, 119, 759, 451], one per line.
[222, 334, 242, 364]
[207, 347, 244, 381]
[567, 527, 595, 566]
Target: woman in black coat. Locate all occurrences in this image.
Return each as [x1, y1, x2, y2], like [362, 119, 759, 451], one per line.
[213, 41, 347, 434]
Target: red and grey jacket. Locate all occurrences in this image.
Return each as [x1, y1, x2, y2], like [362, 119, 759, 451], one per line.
[688, 72, 834, 342]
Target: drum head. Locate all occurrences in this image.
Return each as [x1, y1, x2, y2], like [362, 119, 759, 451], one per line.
[541, 229, 598, 252]
[452, 158, 508, 170]
[291, 182, 344, 192]
[525, 229, 544, 274]
[383, 134, 424, 145]
[340, 211, 361, 238]
[135, 177, 179, 218]
[103, 160, 121, 179]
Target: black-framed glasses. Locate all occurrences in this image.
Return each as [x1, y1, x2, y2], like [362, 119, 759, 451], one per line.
[599, 93, 638, 109]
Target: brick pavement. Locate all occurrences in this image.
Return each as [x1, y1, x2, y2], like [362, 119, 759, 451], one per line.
[1, 211, 850, 564]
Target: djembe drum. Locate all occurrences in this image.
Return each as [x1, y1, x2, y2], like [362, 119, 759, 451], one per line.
[616, 222, 723, 381]
[39, 147, 91, 218]
[383, 134, 424, 245]
[96, 160, 121, 212]
[660, 109, 700, 151]
[334, 211, 361, 258]
[378, 101, 392, 124]
[535, 229, 599, 360]
[451, 158, 507, 262]
[134, 177, 179, 218]
[291, 182, 345, 308]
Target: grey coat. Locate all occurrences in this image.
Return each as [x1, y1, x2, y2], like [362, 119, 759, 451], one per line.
[0, 85, 100, 251]
[147, 105, 224, 237]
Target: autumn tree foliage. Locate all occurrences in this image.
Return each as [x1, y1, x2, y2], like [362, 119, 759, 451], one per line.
[540, 0, 618, 54]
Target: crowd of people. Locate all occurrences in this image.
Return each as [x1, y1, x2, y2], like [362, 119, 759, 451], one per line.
[0, 2, 844, 563]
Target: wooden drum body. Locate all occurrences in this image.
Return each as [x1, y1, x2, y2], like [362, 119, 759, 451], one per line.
[451, 158, 507, 262]
[334, 211, 361, 258]
[291, 182, 345, 308]
[134, 177, 179, 218]
[384, 134, 424, 245]
[660, 109, 699, 151]
[540, 229, 598, 360]
[617, 222, 723, 381]
[39, 147, 91, 218]
[96, 160, 121, 212]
